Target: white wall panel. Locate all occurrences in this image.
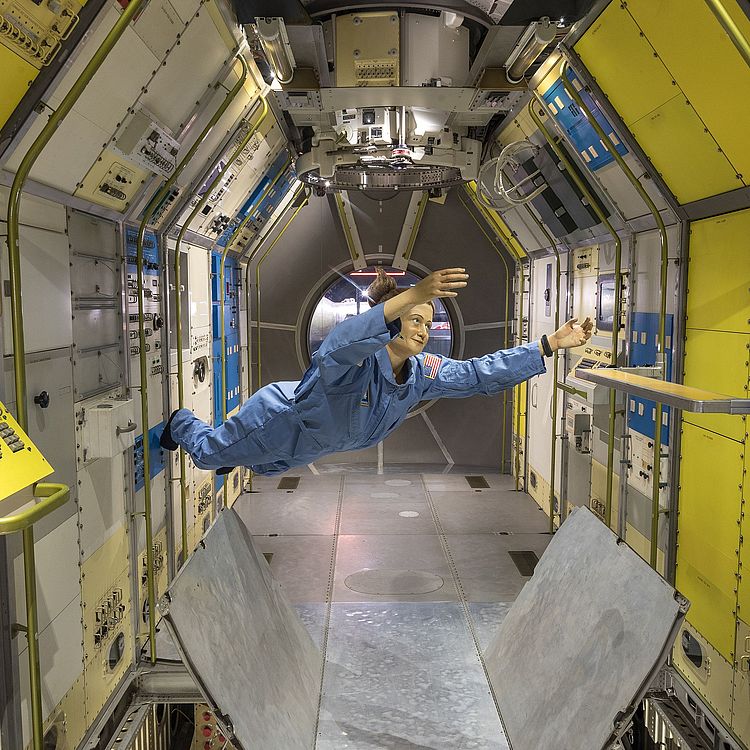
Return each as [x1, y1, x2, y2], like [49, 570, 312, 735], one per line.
[141, 10, 233, 134]
[0, 189, 66, 233]
[12, 514, 79, 640]
[1, 226, 72, 354]
[2, 111, 112, 194]
[78, 454, 127, 563]
[18, 596, 84, 748]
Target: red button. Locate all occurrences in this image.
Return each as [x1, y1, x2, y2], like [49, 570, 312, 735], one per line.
[202, 712, 212, 721]
[202, 726, 212, 737]
[204, 743, 211, 750]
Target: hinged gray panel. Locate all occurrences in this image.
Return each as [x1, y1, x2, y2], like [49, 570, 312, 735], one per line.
[159, 508, 320, 750]
[485, 507, 688, 750]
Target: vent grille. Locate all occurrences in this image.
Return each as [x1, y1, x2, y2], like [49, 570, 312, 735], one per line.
[508, 550, 539, 577]
[277, 476, 300, 490]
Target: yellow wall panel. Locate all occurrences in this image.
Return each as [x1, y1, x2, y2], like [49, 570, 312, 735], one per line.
[574, 1, 677, 126]
[676, 423, 742, 660]
[575, 0, 745, 202]
[0, 46, 36, 130]
[686, 208, 750, 334]
[682, 330, 750, 443]
[628, 94, 741, 203]
[625, 0, 750, 186]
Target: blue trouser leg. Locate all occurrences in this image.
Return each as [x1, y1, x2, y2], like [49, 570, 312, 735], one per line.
[169, 408, 267, 470]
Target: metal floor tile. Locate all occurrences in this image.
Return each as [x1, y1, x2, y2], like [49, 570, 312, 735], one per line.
[446, 534, 553, 602]
[251, 534, 335, 603]
[235, 492, 341, 535]
[338, 501, 437, 535]
[429, 490, 550, 534]
[316, 603, 509, 750]
[333, 535, 459, 603]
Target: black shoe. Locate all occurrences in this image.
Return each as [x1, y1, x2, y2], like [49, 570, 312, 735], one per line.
[216, 466, 234, 475]
[160, 410, 180, 451]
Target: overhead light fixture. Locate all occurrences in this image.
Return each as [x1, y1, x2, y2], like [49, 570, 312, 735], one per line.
[503, 17, 557, 84]
[255, 17, 296, 85]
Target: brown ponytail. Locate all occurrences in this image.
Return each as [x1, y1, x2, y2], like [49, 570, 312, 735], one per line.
[365, 267, 435, 311]
[366, 267, 399, 307]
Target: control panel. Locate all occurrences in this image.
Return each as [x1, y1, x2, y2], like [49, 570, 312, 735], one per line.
[0, 399, 53, 499]
[114, 107, 180, 178]
[0, 0, 82, 68]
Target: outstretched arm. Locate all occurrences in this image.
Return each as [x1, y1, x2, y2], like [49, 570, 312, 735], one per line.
[420, 316, 593, 399]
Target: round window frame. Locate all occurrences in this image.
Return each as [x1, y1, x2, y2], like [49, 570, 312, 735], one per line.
[295, 255, 465, 419]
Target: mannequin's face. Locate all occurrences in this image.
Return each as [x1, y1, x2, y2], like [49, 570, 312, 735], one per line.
[389, 303, 434, 357]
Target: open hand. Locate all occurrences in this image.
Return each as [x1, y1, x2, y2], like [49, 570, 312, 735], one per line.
[413, 268, 469, 302]
[551, 317, 593, 350]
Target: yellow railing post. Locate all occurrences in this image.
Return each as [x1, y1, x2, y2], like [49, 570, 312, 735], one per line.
[560, 60, 669, 567]
[528, 99, 624, 530]
[136, 53, 248, 662]
[6, 0, 147, 433]
[0, 483, 70, 750]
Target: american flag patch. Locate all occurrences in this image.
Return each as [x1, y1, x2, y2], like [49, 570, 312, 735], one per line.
[422, 353, 443, 380]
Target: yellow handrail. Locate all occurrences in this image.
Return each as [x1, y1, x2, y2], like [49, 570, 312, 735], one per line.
[6, 0, 146, 434]
[560, 60, 669, 567]
[135, 53, 249, 663]
[173, 97, 269, 521]
[0, 483, 70, 750]
[458, 188, 513, 474]
[528, 99, 624, 530]
[217, 157, 290, 506]
[704, 0, 750, 68]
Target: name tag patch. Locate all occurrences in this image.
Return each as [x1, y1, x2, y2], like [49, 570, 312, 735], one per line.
[422, 353, 442, 380]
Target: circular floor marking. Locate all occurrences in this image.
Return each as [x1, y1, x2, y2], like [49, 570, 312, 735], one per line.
[398, 511, 420, 518]
[385, 479, 412, 486]
[370, 491, 398, 499]
[344, 569, 444, 595]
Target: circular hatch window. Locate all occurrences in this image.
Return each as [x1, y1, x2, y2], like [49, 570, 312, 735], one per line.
[307, 266, 453, 360]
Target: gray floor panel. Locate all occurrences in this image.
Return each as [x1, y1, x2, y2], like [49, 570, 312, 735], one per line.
[343, 487, 428, 503]
[430, 490, 550, 534]
[333, 535, 459, 602]
[235, 492, 341, 535]
[446, 534, 552, 602]
[422, 474, 515, 493]
[252, 535, 335, 603]
[468, 603, 512, 654]
[316, 603, 510, 750]
[338, 501, 437, 535]
[294, 603, 328, 650]
[234, 469, 553, 748]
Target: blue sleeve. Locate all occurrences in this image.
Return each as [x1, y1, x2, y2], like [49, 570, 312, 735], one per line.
[419, 342, 546, 399]
[316, 303, 400, 370]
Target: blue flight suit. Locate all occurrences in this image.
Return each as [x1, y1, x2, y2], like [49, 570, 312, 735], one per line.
[169, 303, 546, 475]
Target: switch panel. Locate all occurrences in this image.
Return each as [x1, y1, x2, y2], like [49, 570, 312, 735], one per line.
[114, 107, 180, 178]
[0, 399, 53, 499]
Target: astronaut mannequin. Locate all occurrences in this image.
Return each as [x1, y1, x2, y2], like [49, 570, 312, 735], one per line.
[160, 267, 592, 475]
